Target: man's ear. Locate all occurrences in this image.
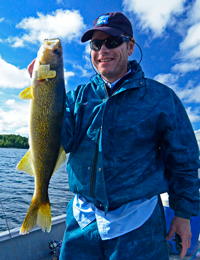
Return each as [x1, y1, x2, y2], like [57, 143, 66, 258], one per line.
[128, 38, 135, 56]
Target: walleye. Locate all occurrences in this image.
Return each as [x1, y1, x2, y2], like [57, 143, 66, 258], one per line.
[17, 39, 66, 234]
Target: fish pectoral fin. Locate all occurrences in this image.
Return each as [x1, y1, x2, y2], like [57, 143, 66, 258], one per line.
[20, 196, 51, 234]
[19, 86, 33, 99]
[53, 145, 66, 174]
[37, 64, 56, 80]
[16, 149, 35, 176]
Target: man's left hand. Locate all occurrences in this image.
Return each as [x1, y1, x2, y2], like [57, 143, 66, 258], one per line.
[165, 216, 191, 259]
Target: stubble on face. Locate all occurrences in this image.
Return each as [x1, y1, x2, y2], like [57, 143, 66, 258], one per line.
[91, 31, 134, 83]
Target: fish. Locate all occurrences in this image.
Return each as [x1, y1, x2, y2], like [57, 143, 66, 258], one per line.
[17, 38, 66, 235]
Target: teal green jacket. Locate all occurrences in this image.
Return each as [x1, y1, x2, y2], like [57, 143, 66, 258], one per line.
[61, 60, 200, 219]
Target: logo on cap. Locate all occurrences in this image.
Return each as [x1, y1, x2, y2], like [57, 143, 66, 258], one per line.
[96, 15, 109, 26]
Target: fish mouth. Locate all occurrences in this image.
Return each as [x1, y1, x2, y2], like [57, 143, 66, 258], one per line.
[43, 38, 61, 50]
[36, 38, 62, 66]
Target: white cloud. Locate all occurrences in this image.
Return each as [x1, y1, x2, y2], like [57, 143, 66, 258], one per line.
[83, 44, 93, 70]
[0, 66, 74, 135]
[0, 55, 76, 90]
[180, 23, 200, 51]
[15, 127, 29, 136]
[195, 129, 200, 149]
[172, 60, 200, 73]
[85, 44, 91, 55]
[123, 0, 200, 74]
[6, 99, 15, 105]
[0, 18, 4, 23]
[187, 0, 200, 24]
[186, 107, 200, 123]
[176, 84, 200, 103]
[178, 22, 200, 60]
[8, 9, 85, 47]
[154, 73, 179, 87]
[162, 79, 200, 104]
[0, 56, 30, 88]
[123, 0, 186, 37]
[0, 100, 29, 135]
[172, 1, 200, 73]
[64, 70, 74, 85]
[154, 73, 200, 105]
[73, 64, 90, 77]
[57, 0, 64, 4]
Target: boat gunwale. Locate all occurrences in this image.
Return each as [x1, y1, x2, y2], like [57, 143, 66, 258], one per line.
[0, 214, 66, 242]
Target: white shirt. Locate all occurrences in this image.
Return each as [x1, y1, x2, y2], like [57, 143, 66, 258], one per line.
[73, 194, 158, 240]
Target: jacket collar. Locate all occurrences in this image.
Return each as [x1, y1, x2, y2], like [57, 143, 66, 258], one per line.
[92, 60, 145, 91]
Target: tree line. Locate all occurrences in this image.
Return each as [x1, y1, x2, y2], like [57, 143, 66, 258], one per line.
[0, 134, 29, 149]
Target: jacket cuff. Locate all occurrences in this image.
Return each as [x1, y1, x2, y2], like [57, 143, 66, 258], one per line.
[175, 211, 191, 220]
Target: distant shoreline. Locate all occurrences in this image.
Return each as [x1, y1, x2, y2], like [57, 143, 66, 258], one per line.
[0, 134, 29, 149]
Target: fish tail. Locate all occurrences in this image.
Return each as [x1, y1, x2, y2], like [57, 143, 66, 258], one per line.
[20, 196, 51, 235]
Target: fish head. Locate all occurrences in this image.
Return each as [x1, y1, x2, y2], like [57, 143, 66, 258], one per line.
[39, 38, 63, 66]
[34, 38, 62, 68]
[32, 38, 64, 82]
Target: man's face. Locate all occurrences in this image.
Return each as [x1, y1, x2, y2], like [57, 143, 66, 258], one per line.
[91, 31, 134, 83]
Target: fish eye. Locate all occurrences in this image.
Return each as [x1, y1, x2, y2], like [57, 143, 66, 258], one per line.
[54, 49, 61, 55]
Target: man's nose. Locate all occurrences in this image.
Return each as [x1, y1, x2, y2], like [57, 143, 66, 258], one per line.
[99, 42, 109, 53]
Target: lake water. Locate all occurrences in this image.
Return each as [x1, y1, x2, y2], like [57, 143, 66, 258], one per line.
[0, 148, 74, 232]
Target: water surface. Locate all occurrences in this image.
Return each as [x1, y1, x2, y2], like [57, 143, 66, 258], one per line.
[0, 148, 74, 232]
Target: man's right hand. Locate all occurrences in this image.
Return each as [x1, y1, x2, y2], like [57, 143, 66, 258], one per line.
[27, 59, 36, 78]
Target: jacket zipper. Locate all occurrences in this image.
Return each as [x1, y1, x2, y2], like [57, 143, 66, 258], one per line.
[103, 83, 122, 98]
[104, 83, 109, 99]
[90, 83, 121, 199]
[90, 126, 102, 199]
[90, 85, 120, 199]
[90, 81, 129, 200]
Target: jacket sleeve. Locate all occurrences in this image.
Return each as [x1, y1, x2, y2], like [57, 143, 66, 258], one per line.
[161, 91, 200, 219]
[60, 90, 76, 153]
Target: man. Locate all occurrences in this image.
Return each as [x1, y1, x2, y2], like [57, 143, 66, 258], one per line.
[28, 12, 200, 260]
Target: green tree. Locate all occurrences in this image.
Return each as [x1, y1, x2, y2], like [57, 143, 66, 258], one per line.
[0, 135, 29, 149]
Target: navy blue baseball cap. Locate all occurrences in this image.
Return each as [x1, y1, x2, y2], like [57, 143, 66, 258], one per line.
[81, 12, 133, 42]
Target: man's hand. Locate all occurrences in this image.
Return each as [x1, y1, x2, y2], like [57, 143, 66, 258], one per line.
[165, 216, 191, 258]
[27, 58, 36, 78]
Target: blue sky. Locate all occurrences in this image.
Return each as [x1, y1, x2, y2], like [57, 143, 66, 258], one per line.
[0, 0, 200, 147]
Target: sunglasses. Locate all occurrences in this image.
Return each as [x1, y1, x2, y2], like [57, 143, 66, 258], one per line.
[90, 36, 131, 51]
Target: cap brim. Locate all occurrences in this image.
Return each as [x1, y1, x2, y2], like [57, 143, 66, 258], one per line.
[81, 27, 124, 42]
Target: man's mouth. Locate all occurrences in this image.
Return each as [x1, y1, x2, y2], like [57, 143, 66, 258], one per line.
[99, 58, 113, 62]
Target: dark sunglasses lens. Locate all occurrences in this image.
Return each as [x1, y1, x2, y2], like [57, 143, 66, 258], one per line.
[90, 36, 128, 51]
[105, 37, 122, 49]
[90, 40, 102, 51]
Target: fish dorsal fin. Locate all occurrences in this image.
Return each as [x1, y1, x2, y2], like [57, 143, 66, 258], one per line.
[16, 149, 35, 176]
[53, 145, 66, 174]
[19, 86, 33, 100]
[37, 64, 56, 80]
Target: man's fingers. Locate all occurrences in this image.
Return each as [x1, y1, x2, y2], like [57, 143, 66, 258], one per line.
[166, 231, 190, 259]
[180, 247, 187, 259]
[179, 233, 192, 258]
[180, 237, 189, 258]
[165, 227, 175, 241]
[27, 58, 36, 78]
[166, 216, 192, 258]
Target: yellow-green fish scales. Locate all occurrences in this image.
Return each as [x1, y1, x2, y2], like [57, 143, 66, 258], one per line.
[17, 39, 66, 234]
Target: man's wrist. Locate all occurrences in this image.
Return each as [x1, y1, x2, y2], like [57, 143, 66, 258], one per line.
[174, 211, 191, 220]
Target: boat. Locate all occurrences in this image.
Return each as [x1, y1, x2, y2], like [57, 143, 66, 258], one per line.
[0, 214, 66, 260]
[0, 195, 200, 260]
